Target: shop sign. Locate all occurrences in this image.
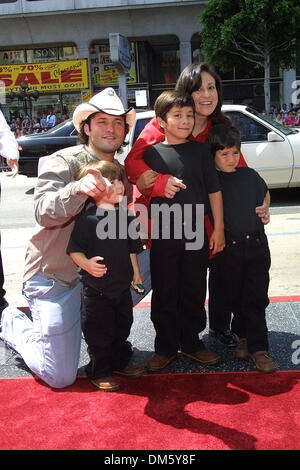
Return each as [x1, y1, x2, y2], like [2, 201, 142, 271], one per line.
[0, 50, 25, 65]
[109, 33, 131, 71]
[91, 44, 136, 86]
[81, 89, 92, 102]
[0, 59, 89, 93]
[31, 48, 57, 62]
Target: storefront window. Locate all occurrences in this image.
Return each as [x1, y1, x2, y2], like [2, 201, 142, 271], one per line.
[62, 92, 81, 117]
[137, 41, 148, 83]
[2, 95, 20, 121]
[0, 50, 25, 64]
[235, 60, 280, 80]
[0, 43, 87, 129]
[59, 46, 79, 60]
[191, 33, 205, 64]
[91, 43, 136, 87]
[2, 91, 83, 126]
[30, 94, 60, 118]
[26, 47, 58, 63]
[148, 43, 180, 85]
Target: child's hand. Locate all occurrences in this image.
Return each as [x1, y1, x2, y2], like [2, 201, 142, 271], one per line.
[132, 272, 143, 287]
[210, 229, 225, 255]
[136, 170, 158, 194]
[164, 176, 186, 199]
[255, 202, 270, 225]
[85, 256, 107, 278]
[131, 273, 145, 295]
[260, 212, 270, 224]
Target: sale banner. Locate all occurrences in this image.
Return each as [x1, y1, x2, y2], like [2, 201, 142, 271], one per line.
[0, 59, 90, 93]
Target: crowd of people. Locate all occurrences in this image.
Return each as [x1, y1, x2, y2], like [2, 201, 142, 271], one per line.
[8, 110, 69, 138]
[265, 102, 300, 127]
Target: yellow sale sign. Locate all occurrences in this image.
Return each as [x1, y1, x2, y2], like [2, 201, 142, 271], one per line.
[0, 59, 89, 93]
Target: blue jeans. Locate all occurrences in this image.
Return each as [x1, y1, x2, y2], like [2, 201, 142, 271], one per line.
[1, 271, 82, 388]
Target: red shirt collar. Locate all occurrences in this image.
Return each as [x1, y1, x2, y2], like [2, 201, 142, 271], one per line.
[189, 120, 212, 143]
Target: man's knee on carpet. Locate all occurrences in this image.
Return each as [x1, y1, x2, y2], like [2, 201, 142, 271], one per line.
[41, 368, 78, 389]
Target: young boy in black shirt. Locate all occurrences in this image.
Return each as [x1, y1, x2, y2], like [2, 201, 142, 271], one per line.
[67, 160, 145, 391]
[206, 124, 277, 373]
[142, 90, 225, 371]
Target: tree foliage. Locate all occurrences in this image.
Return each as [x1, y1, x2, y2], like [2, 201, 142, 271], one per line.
[199, 0, 300, 109]
[200, 0, 300, 70]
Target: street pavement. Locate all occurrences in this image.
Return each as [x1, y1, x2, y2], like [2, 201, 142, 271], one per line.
[0, 174, 299, 378]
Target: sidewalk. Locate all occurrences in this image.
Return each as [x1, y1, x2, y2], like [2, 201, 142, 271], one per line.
[1, 297, 299, 378]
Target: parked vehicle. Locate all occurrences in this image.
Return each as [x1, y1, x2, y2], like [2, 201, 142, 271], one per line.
[128, 106, 300, 189]
[17, 105, 300, 188]
[17, 119, 77, 176]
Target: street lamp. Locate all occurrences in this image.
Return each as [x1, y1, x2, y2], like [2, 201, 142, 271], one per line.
[8, 81, 39, 119]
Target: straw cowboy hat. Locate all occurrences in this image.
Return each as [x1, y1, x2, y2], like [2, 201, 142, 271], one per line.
[73, 87, 136, 132]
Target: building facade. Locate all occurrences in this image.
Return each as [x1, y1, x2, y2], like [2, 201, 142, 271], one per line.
[0, 0, 297, 121]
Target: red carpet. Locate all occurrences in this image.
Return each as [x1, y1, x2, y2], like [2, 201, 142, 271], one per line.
[0, 371, 299, 450]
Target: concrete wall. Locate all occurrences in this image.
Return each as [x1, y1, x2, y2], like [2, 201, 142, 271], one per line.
[0, 4, 204, 71]
[0, 0, 205, 16]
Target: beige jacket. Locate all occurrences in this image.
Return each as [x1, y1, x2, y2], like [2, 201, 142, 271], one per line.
[23, 144, 132, 287]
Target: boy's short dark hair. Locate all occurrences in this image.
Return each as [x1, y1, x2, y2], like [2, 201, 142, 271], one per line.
[206, 124, 241, 156]
[154, 90, 195, 122]
[76, 160, 122, 182]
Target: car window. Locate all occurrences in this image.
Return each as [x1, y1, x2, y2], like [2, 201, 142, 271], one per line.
[225, 111, 269, 142]
[132, 118, 152, 145]
[42, 119, 74, 136]
[246, 107, 297, 135]
[70, 127, 78, 136]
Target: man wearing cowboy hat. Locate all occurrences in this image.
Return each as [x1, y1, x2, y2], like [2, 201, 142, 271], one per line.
[0, 88, 149, 389]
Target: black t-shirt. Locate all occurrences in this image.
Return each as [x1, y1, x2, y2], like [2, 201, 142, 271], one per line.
[143, 141, 220, 238]
[66, 204, 143, 298]
[217, 167, 268, 235]
[143, 140, 220, 210]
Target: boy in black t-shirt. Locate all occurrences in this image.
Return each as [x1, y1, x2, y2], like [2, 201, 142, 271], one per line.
[142, 90, 225, 371]
[67, 161, 145, 391]
[206, 124, 277, 373]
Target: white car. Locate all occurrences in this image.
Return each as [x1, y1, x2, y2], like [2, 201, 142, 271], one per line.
[127, 105, 300, 189]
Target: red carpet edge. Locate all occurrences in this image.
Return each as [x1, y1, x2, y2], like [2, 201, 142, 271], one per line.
[135, 295, 300, 309]
[16, 295, 300, 313]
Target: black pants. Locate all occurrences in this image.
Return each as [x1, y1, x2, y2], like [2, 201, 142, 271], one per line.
[150, 236, 209, 356]
[0, 183, 5, 302]
[208, 256, 233, 333]
[216, 231, 271, 354]
[81, 285, 133, 380]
